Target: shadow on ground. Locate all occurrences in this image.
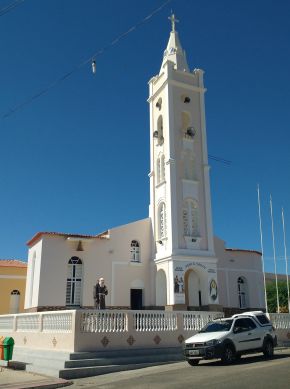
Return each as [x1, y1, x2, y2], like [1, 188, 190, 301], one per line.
[195, 353, 290, 367]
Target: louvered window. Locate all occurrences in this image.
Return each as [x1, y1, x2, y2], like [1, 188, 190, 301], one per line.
[130, 240, 140, 262]
[183, 199, 199, 237]
[159, 202, 167, 239]
[66, 257, 82, 306]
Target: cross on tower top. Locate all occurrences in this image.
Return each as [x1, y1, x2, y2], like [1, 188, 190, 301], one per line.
[168, 13, 179, 33]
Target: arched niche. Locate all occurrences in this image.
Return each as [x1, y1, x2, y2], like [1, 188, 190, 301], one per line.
[184, 269, 201, 307]
[156, 269, 167, 306]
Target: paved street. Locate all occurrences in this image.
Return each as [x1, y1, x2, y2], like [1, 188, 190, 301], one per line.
[69, 350, 290, 389]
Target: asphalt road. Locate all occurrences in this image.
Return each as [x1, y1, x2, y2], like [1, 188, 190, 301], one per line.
[69, 349, 290, 389]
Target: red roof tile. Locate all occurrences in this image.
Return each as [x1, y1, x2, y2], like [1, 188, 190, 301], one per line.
[225, 248, 262, 256]
[27, 230, 109, 247]
[0, 259, 27, 268]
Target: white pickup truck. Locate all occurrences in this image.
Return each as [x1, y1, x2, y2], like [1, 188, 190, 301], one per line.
[184, 311, 277, 365]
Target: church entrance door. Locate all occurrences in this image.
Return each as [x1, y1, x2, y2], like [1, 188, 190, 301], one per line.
[184, 269, 200, 308]
[130, 289, 143, 310]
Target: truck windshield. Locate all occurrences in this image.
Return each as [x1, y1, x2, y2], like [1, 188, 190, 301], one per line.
[199, 320, 233, 333]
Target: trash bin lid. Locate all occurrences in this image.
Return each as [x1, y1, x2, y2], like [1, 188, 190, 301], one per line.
[3, 337, 14, 345]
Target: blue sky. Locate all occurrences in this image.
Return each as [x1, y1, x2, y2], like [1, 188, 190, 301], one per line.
[1, 0, 290, 275]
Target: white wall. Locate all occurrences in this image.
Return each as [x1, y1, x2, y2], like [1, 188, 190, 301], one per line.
[26, 218, 154, 309]
[215, 237, 265, 309]
[24, 240, 43, 309]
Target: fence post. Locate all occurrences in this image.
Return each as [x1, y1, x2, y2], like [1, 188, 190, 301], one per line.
[127, 311, 134, 333]
[176, 312, 183, 333]
[39, 313, 43, 332]
[73, 310, 82, 352]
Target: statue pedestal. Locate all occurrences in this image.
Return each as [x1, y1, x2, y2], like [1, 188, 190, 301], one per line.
[165, 304, 187, 311]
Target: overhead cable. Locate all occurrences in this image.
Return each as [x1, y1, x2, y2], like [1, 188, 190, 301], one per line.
[0, 0, 24, 18]
[3, 0, 172, 119]
[208, 154, 232, 166]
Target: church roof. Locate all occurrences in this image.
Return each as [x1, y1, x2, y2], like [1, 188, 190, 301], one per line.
[226, 248, 262, 256]
[27, 231, 109, 247]
[0, 259, 27, 267]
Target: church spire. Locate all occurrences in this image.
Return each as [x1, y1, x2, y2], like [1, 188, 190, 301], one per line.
[160, 14, 189, 73]
[169, 13, 178, 33]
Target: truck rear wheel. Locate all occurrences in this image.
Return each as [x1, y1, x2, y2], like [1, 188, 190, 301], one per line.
[263, 339, 274, 359]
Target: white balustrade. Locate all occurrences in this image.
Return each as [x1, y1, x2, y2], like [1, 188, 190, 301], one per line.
[0, 316, 14, 332]
[183, 311, 224, 331]
[1, 310, 289, 343]
[80, 311, 127, 333]
[16, 314, 40, 332]
[134, 311, 178, 331]
[42, 312, 73, 333]
[270, 313, 290, 329]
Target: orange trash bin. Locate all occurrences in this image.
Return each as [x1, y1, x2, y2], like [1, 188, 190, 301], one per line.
[0, 336, 4, 360]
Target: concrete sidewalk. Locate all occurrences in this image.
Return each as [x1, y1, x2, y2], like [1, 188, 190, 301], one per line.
[0, 365, 71, 389]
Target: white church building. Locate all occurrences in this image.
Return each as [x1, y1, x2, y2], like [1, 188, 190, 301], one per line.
[24, 17, 265, 314]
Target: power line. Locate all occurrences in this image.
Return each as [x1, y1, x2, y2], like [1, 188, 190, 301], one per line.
[1, 1, 232, 169]
[0, 0, 24, 17]
[3, 0, 172, 119]
[208, 154, 232, 166]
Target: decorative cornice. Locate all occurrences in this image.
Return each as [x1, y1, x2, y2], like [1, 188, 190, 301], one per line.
[168, 79, 206, 93]
[147, 79, 168, 103]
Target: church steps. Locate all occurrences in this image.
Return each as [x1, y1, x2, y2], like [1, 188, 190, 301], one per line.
[64, 352, 183, 368]
[59, 360, 181, 380]
[11, 347, 184, 379]
[68, 346, 182, 360]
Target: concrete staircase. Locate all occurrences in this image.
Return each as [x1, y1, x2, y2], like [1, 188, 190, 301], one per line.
[12, 347, 184, 379]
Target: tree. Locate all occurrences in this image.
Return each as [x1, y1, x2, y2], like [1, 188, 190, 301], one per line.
[266, 280, 290, 313]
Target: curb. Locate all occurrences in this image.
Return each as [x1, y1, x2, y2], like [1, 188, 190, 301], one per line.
[0, 378, 72, 389]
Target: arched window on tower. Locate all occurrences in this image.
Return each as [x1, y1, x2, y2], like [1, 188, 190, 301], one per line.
[130, 240, 140, 262]
[156, 154, 165, 185]
[183, 207, 189, 236]
[237, 277, 248, 308]
[157, 115, 164, 145]
[66, 257, 83, 306]
[191, 200, 199, 236]
[161, 154, 165, 182]
[158, 202, 167, 240]
[156, 156, 161, 184]
[10, 290, 20, 313]
[183, 199, 199, 237]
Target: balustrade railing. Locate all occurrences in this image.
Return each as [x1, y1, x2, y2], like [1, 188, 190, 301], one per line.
[134, 311, 178, 331]
[16, 314, 39, 332]
[0, 311, 73, 333]
[270, 313, 290, 329]
[80, 311, 127, 333]
[1, 311, 289, 338]
[183, 311, 224, 331]
[42, 312, 72, 333]
[0, 316, 14, 332]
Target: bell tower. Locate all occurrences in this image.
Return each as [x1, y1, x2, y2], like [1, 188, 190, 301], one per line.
[149, 16, 220, 310]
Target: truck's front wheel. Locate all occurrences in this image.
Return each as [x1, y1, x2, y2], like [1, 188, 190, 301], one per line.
[187, 359, 200, 366]
[221, 345, 236, 364]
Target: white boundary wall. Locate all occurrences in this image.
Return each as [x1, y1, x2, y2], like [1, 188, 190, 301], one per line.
[0, 310, 289, 352]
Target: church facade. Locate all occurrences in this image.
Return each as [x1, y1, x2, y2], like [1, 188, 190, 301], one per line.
[24, 18, 265, 313]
